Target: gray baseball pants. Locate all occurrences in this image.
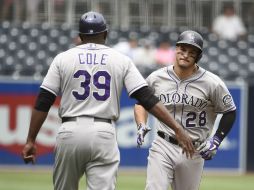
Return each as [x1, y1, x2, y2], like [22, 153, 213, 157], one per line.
[145, 135, 204, 190]
[53, 116, 120, 190]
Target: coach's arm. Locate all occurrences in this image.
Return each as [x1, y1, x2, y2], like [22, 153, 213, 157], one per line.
[22, 88, 56, 164]
[131, 86, 195, 158]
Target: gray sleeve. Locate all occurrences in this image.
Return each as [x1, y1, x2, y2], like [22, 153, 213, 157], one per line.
[212, 81, 236, 113]
[40, 54, 61, 96]
[124, 58, 148, 96]
[145, 73, 158, 96]
[146, 74, 153, 86]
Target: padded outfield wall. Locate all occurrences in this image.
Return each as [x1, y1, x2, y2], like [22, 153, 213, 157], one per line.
[0, 80, 247, 173]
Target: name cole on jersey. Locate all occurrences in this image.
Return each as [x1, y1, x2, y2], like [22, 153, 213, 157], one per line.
[78, 52, 108, 65]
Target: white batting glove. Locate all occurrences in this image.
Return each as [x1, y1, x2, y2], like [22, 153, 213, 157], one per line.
[197, 136, 221, 160]
[137, 123, 151, 148]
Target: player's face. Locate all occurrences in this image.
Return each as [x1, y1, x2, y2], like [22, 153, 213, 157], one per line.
[175, 44, 200, 68]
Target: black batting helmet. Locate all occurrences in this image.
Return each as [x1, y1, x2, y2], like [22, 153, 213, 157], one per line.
[79, 11, 107, 35]
[176, 30, 203, 61]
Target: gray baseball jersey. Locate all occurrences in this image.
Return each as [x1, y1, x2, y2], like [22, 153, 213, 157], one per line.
[146, 65, 236, 142]
[41, 43, 147, 120]
[145, 65, 236, 190]
[41, 43, 147, 190]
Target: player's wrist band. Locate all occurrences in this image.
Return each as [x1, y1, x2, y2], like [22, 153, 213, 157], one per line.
[214, 110, 236, 142]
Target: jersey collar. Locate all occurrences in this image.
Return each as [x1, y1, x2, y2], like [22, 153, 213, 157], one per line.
[167, 65, 206, 82]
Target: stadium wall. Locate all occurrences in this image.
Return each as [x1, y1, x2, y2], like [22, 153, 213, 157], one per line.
[0, 80, 248, 173]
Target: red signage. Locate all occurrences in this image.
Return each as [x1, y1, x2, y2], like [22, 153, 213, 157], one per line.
[0, 95, 60, 156]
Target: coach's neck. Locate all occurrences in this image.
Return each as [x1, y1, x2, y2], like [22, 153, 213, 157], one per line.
[79, 31, 107, 45]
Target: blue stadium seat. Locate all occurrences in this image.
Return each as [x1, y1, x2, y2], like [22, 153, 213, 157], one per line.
[9, 27, 19, 41]
[248, 62, 254, 73]
[7, 41, 18, 54]
[207, 60, 219, 73]
[36, 50, 46, 62]
[18, 34, 30, 45]
[16, 49, 26, 60]
[238, 54, 249, 65]
[169, 31, 179, 44]
[227, 47, 239, 58]
[237, 40, 248, 49]
[27, 42, 38, 54]
[49, 28, 60, 39]
[33, 64, 44, 78]
[217, 40, 229, 50]
[0, 49, 6, 59]
[207, 47, 219, 58]
[39, 35, 49, 47]
[248, 34, 254, 48]
[217, 54, 230, 65]
[208, 33, 219, 42]
[0, 56, 15, 75]
[0, 34, 8, 49]
[0, 23, 253, 82]
[19, 56, 37, 76]
[1, 21, 11, 33]
[30, 28, 40, 39]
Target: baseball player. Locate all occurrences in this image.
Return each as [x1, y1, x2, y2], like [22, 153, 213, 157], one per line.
[21, 12, 195, 190]
[134, 30, 236, 190]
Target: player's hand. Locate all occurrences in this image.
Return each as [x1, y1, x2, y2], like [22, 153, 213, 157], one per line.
[137, 123, 151, 148]
[175, 128, 195, 159]
[22, 141, 37, 164]
[197, 136, 221, 160]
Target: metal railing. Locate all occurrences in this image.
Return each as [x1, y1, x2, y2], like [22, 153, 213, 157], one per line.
[0, 0, 253, 32]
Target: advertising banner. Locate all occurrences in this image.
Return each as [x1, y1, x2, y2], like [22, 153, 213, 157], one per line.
[0, 81, 247, 172]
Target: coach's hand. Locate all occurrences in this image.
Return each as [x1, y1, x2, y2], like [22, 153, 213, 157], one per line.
[137, 123, 151, 148]
[22, 141, 37, 164]
[175, 127, 195, 158]
[197, 136, 221, 160]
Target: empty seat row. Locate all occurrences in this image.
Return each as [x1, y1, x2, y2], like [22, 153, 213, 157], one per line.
[0, 21, 254, 82]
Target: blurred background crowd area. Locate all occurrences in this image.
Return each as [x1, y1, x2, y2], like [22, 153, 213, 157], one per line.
[0, 0, 254, 82]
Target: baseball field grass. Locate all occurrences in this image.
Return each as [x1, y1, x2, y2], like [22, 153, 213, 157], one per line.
[0, 167, 253, 190]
